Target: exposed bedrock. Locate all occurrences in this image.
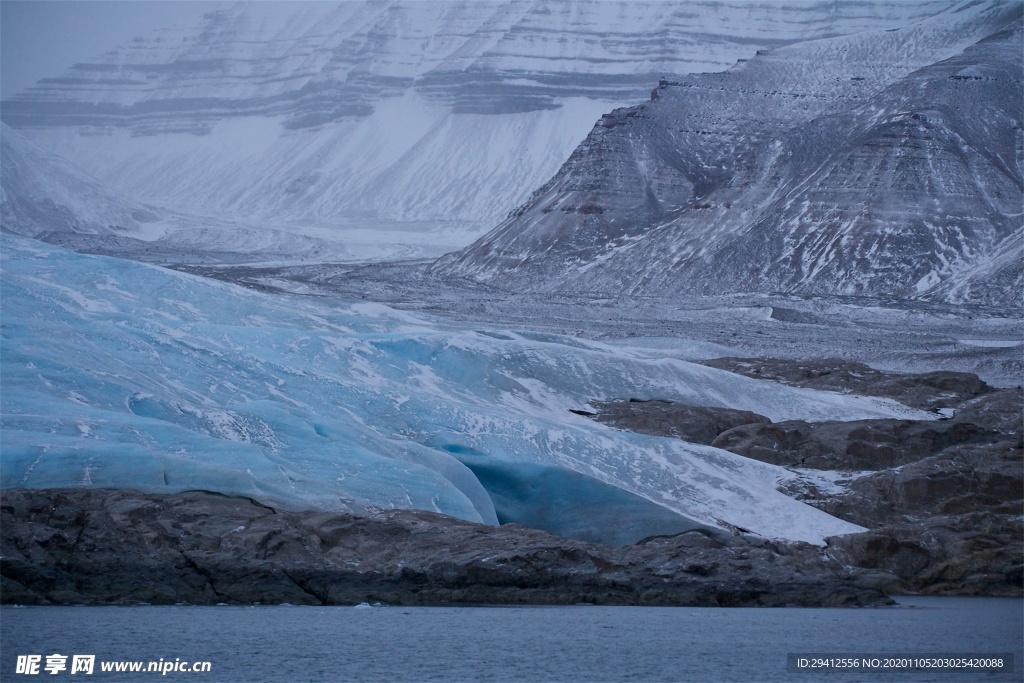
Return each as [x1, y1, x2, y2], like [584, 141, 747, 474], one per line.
[593, 399, 1012, 472]
[590, 358, 1023, 596]
[700, 357, 994, 411]
[712, 417, 1002, 470]
[589, 402, 770, 447]
[817, 436, 1023, 528]
[0, 488, 889, 608]
[826, 514, 1023, 596]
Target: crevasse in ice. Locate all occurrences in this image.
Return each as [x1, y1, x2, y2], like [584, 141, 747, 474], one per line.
[1, 237, 932, 544]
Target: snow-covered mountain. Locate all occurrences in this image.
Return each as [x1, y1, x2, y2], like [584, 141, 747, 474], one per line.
[435, 1, 1023, 308]
[3, 236, 936, 545]
[0, 123, 162, 239]
[2, 0, 953, 258]
[0, 122, 357, 263]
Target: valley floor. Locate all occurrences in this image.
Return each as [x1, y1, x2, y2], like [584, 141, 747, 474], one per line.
[173, 259, 1023, 388]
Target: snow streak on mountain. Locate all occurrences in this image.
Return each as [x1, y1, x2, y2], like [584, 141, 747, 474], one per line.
[435, 1, 1024, 309]
[1, 0, 952, 258]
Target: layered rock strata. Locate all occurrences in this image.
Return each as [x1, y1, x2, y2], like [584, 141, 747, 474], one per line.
[4, 1, 949, 231]
[435, 4, 1023, 308]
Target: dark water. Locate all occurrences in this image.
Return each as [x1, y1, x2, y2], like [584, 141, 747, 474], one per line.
[2, 597, 1020, 682]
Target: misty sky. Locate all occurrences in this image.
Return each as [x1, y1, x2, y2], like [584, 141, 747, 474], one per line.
[1, 1, 221, 99]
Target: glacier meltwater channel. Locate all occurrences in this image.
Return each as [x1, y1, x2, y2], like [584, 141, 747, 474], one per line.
[1, 237, 935, 545]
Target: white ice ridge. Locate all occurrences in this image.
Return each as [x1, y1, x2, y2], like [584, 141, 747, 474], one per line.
[1, 238, 934, 544]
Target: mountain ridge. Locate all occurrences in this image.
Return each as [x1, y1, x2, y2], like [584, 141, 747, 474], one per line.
[1, 0, 957, 252]
[433, 1, 1023, 308]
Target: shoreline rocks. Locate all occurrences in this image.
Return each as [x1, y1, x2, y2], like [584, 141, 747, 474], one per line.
[1, 487, 889, 608]
[3, 359, 1017, 606]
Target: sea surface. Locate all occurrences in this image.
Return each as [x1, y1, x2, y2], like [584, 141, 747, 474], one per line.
[1, 597, 1020, 682]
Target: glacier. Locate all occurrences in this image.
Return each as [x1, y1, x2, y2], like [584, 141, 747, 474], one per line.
[1, 0, 1015, 560]
[1, 236, 938, 545]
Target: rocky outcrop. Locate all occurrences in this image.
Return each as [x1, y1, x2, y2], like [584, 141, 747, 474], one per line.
[817, 437, 1022, 527]
[589, 359, 1023, 596]
[826, 514, 1023, 596]
[712, 417, 997, 470]
[700, 357, 993, 412]
[589, 401, 770, 445]
[0, 488, 889, 607]
[587, 400, 992, 472]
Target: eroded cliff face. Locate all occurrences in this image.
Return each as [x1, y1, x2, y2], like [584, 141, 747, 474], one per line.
[435, 2, 1023, 309]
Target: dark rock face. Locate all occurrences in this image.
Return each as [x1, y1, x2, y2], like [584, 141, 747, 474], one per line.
[826, 514, 1023, 596]
[588, 358, 1023, 596]
[711, 417, 994, 470]
[1, 488, 889, 608]
[591, 359, 1017, 471]
[701, 357, 993, 411]
[818, 437, 1023, 526]
[591, 401, 770, 445]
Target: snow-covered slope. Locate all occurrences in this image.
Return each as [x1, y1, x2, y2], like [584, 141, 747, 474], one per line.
[435, 1, 1023, 308]
[0, 123, 162, 239]
[0, 122, 360, 264]
[1, 237, 937, 545]
[2, 0, 952, 257]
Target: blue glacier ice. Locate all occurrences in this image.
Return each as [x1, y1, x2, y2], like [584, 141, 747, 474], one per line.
[0, 237, 935, 544]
